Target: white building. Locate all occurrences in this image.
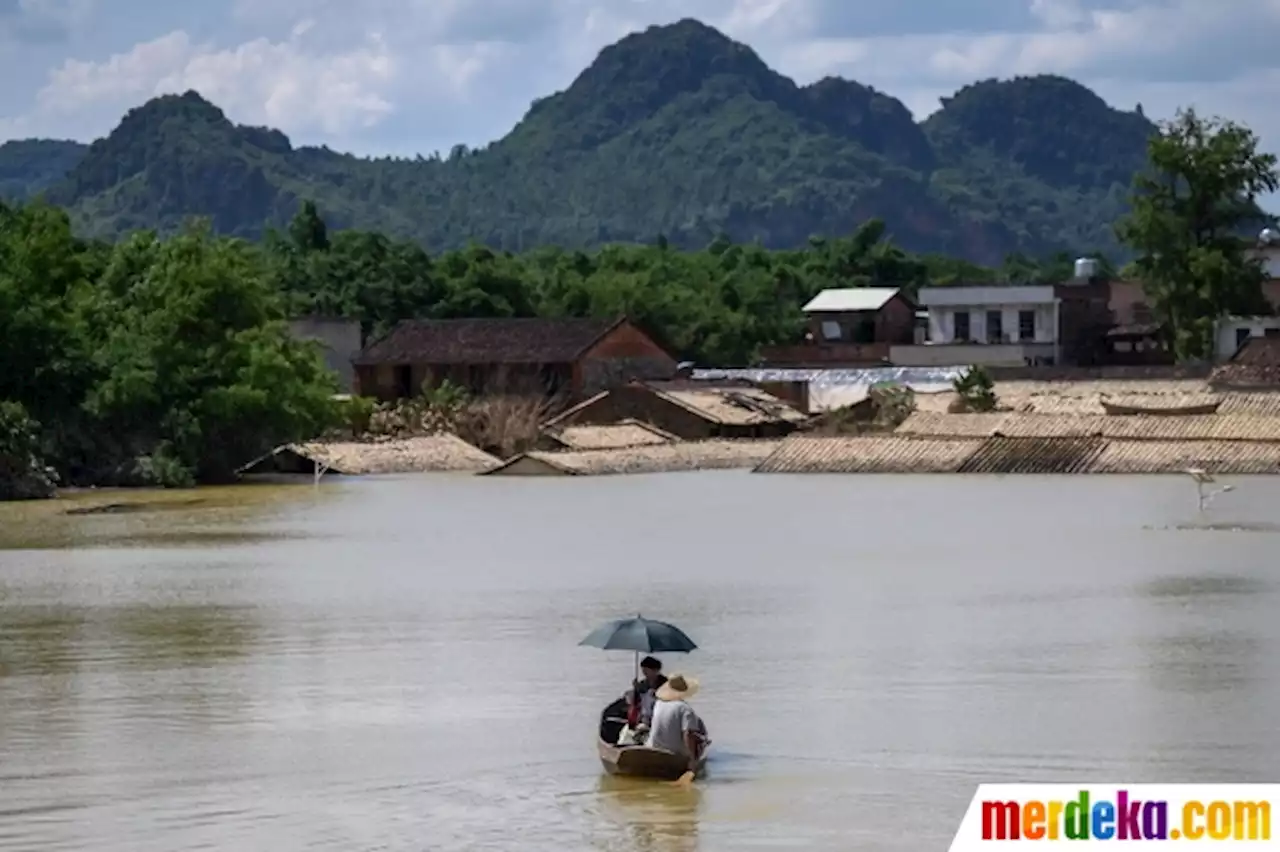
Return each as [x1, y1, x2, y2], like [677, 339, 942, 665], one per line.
[1215, 315, 1280, 361]
[889, 285, 1061, 367]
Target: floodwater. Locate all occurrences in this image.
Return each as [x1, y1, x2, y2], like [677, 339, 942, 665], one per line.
[1, 473, 1278, 851]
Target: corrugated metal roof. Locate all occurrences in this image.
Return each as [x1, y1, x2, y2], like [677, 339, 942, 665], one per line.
[690, 366, 968, 387]
[655, 387, 808, 425]
[957, 437, 1106, 473]
[802, 288, 900, 312]
[753, 435, 983, 473]
[1089, 440, 1280, 474]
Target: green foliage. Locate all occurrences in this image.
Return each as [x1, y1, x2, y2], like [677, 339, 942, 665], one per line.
[340, 395, 378, 438]
[0, 22, 1167, 263]
[1116, 109, 1279, 360]
[0, 401, 57, 500]
[0, 201, 340, 494]
[953, 367, 998, 412]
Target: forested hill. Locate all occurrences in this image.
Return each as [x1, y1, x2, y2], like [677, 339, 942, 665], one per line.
[0, 18, 1158, 263]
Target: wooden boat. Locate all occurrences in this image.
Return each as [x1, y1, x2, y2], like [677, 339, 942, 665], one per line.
[1101, 399, 1221, 416]
[596, 697, 709, 781]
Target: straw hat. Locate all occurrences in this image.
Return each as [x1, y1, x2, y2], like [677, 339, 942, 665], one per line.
[655, 674, 699, 701]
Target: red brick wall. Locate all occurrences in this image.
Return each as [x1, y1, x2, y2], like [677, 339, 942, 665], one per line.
[574, 321, 678, 396]
[876, 294, 918, 344]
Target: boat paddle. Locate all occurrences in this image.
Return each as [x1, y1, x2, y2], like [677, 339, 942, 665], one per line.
[670, 770, 695, 787]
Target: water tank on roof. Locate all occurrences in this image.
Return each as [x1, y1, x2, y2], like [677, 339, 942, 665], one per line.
[1073, 257, 1099, 280]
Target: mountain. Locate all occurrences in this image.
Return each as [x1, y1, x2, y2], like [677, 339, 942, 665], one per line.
[0, 18, 1159, 263]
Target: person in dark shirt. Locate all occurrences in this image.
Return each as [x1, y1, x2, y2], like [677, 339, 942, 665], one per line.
[626, 656, 668, 730]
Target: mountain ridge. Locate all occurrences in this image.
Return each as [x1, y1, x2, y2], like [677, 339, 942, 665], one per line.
[0, 17, 1161, 263]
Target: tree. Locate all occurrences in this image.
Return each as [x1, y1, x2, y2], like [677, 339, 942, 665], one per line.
[1116, 109, 1278, 360]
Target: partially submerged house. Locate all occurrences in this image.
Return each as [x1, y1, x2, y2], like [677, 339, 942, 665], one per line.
[537, 419, 680, 451]
[1210, 337, 1280, 390]
[542, 382, 809, 440]
[352, 316, 676, 402]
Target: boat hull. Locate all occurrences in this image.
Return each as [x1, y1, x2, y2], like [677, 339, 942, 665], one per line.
[596, 696, 708, 780]
[597, 740, 708, 780]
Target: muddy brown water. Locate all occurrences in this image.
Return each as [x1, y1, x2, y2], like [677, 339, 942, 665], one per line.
[1, 473, 1278, 850]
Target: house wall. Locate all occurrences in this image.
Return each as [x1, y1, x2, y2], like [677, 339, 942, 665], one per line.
[926, 304, 1056, 344]
[805, 295, 915, 345]
[288, 317, 362, 392]
[890, 342, 1056, 367]
[1216, 317, 1280, 360]
[574, 322, 678, 397]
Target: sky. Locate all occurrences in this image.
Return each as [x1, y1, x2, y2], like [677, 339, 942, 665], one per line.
[2, 0, 1279, 170]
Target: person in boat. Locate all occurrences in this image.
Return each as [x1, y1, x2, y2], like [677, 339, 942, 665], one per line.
[647, 674, 707, 771]
[627, 656, 667, 728]
[617, 657, 666, 745]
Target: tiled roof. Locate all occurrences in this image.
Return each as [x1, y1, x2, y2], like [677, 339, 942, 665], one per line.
[895, 411, 1009, 436]
[545, 420, 677, 450]
[753, 435, 983, 473]
[1217, 393, 1280, 416]
[654, 386, 809, 426]
[484, 440, 780, 476]
[1211, 364, 1280, 387]
[1230, 337, 1280, 365]
[1089, 440, 1280, 474]
[956, 436, 1105, 473]
[355, 316, 624, 364]
[897, 411, 1280, 441]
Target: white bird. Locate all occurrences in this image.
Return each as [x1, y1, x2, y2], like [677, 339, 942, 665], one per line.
[1184, 468, 1234, 512]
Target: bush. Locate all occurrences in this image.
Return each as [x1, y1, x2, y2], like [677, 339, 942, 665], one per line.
[952, 366, 997, 412]
[0, 401, 57, 499]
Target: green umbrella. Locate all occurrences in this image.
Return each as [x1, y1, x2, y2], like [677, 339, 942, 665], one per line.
[579, 614, 697, 681]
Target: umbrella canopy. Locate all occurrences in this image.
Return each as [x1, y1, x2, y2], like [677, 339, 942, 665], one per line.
[579, 615, 697, 654]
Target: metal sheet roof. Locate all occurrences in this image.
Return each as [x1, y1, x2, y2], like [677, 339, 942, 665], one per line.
[691, 366, 968, 387]
[802, 288, 900, 312]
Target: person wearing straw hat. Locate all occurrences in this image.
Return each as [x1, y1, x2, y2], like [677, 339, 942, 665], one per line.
[647, 674, 707, 772]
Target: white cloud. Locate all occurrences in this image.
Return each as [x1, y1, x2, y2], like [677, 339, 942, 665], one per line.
[27, 27, 396, 136]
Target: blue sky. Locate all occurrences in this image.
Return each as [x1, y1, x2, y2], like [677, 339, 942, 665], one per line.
[2, 0, 1279, 171]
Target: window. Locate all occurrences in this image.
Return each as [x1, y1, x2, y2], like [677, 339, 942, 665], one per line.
[820, 320, 842, 341]
[1237, 327, 1252, 350]
[1018, 310, 1036, 342]
[953, 311, 970, 341]
[986, 310, 1003, 343]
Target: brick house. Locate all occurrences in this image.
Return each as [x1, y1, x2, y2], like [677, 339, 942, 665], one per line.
[760, 287, 916, 366]
[352, 316, 676, 402]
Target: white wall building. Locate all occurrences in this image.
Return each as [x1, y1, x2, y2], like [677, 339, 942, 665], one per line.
[890, 285, 1061, 367]
[1215, 315, 1280, 361]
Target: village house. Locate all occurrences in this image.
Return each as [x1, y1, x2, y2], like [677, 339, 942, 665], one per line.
[758, 287, 915, 367]
[352, 316, 676, 402]
[541, 381, 808, 441]
[889, 267, 1112, 367]
[287, 316, 363, 393]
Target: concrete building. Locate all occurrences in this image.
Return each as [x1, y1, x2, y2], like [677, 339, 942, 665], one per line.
[288, 317, 362, 393]
[890, 285, 1062, 367]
